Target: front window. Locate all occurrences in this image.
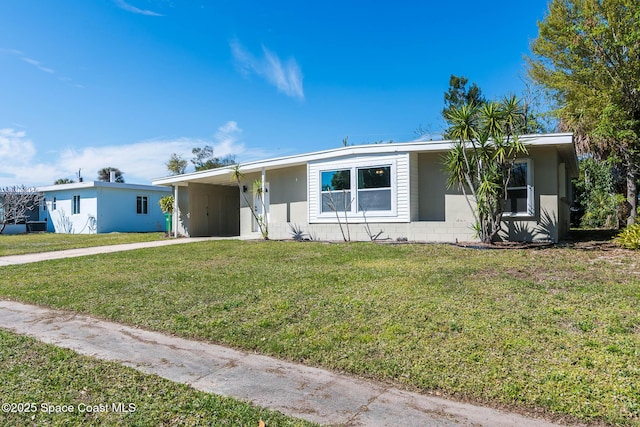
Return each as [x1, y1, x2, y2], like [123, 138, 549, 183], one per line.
[136, 196, 148, 215]
[505, 160, 533, 215]
[72, 195, 80, 215]
[319, 165, 393, 215]
[52, 197, 56, 211]
[357, 166, 391, 211]
[321, 170, 351, 213]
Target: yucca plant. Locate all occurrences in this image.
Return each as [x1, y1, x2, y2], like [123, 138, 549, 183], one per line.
[443, 95, 528, 244]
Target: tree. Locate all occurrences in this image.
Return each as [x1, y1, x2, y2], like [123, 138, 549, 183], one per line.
[97, 167, 125, 183]
[442, 75, 486, 139]
[0, 185, 44, 234]
[165, 153, 187, 175]
[573, 157, 625, 228]
[443, 95, 528, 244]
[191, 145, 236, 171]
[230, 165, 268, 239]
[54, 178, 75, 185]
[528, 0, 640, 225]
[520, 78, 559, 134]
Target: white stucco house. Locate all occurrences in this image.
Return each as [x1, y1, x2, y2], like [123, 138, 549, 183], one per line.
[152, 133, 579, 243]
[38, 181, 171, 234]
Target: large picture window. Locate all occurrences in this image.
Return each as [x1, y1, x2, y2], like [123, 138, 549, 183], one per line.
[505, 160, 533, 216]
[319, 164, 393, 215]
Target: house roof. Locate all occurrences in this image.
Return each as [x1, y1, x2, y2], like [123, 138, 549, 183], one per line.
[152, 133, 578, 187]
[38, 181, 172, 193]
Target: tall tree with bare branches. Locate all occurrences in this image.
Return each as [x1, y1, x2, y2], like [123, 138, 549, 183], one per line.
[0, 185, 44, 234]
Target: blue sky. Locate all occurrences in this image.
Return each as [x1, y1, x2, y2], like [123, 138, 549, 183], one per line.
[0, 0, 550, 186]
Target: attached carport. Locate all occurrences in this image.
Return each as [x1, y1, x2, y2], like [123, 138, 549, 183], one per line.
[154, 170, 240, 238]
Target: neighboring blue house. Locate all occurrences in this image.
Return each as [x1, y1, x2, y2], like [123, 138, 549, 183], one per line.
[38, 181, 171, 234]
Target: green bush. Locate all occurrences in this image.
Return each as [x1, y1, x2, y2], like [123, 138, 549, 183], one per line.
[574, 157, 625, 228]
[614, 223, 640, 249]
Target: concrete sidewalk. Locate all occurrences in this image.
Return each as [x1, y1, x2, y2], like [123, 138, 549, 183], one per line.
[0, 237, 233, 266]
[0, 300, 568, 427]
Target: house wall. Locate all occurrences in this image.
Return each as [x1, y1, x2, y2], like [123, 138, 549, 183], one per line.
[417, 152, 451, 222]
[41, 189, 98, 233]
[41, 186, 170, 234]
[187, 183, 239, 237]
[2, 224, 28, 235]
[96, 187, 168, 233]
[237, 167, 307, 238]
[235, 146, 571, 243]
[500, 146, 563, 242]
[175, 185, 190, 237]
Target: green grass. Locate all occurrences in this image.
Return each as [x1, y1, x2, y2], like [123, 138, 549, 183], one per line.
[0, 330, 315, 427]
[0, 232, 166, 256]
[1, 240, 639, 425]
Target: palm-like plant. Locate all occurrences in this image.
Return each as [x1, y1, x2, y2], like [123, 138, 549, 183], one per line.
[443, 96, 528, 243]
[97, 167, 124, 183]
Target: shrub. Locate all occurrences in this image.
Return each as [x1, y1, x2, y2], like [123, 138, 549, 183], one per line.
[614, 223, 640, 249]
[158, 195, 174, 214]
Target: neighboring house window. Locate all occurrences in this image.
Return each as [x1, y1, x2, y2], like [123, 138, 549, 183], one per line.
[136, 196, 148, 215]
[52, 197, 56, 211]
[505, 160, 534, 216]
[72, 195, 81, 215]
[319, 164, 394, 215]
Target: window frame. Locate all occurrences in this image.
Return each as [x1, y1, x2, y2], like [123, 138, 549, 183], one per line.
[72, 195, 81, 215]
[356, 166, 392, 213]
[320, 169, 352, 214]
[503, 159, 534, 217]
[136, 195, 149, 215]
[317, 161, 397, 220]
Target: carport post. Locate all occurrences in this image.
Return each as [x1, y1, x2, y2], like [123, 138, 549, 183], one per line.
[173, 185, 179, 238]
[261, 168, 267, 225]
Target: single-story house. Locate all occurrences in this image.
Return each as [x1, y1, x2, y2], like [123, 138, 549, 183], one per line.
[38, 181, 171, 234]
[152, 133, 579, 242]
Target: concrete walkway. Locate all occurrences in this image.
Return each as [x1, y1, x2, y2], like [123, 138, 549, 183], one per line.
[0, 300, 569, 427]
[0, 237, 233, 266]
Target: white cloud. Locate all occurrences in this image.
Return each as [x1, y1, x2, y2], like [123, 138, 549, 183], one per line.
[0, 129, 36, 163]
[113, 0, 163, 16]
[230, 40, 304, 100]
[21, 57, 55, 74]
[1, 48, 83, 88]
[0, 129, 58, 186]
[0, 122, 257, 187]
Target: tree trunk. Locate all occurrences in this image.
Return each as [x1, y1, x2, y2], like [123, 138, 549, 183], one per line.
[627, 164, 637, 226]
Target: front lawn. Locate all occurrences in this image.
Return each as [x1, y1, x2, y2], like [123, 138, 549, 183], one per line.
[0, 233, 166, 256]
[1, 240, 638, 425]
[0, 329, 315, 426]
